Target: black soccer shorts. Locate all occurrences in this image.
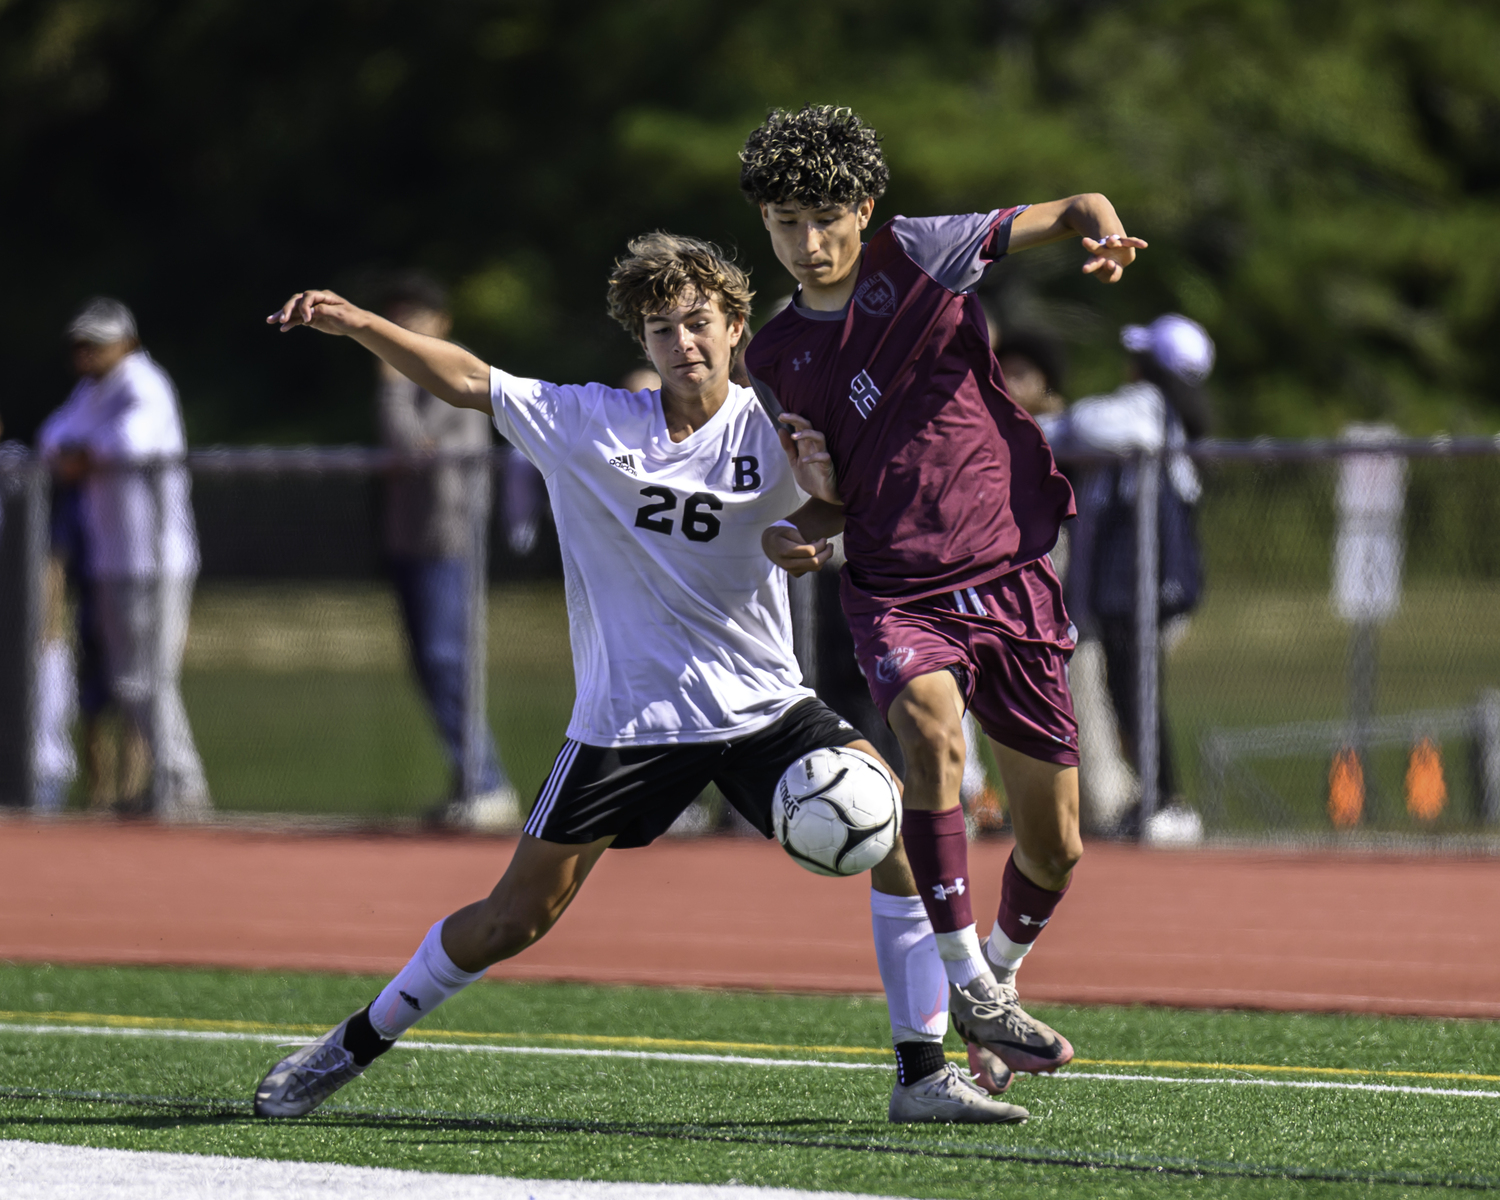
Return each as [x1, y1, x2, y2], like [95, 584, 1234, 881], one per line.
[521, 698, 866, 847]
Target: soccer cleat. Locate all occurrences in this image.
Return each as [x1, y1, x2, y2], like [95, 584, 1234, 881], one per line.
[949, 975, 1074, 1075]
[253, 1015, 365, 1117]
[889, 1062, 1029, 1124]
[426, 786, 523, 833]
[964, 1040, 1016, 1095]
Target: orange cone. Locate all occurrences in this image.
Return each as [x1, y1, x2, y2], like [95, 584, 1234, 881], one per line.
[1329, 747, 1364, 828]
[1405, 737, 1447, 821]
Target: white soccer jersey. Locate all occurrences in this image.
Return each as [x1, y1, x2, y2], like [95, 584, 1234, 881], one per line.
[490, 370, 814, 747]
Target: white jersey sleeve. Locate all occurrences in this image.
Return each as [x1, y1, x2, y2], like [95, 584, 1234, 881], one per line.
[489, 368, 602, 476]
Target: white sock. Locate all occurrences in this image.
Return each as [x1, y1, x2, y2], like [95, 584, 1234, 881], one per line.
[932, 924, 991, 989]
[368, 920, 487, 1040]
[986, 920, 1035, 973]
[870, 890, 946, 1045]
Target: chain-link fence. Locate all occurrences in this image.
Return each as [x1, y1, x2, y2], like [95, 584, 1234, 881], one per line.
[1, 439, 1497, 842]
[1055, 437, 1500, 842]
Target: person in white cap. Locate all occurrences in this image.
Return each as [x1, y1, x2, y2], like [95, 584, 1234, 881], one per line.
[1044, 313, 1214, 829]
[35, 297, 210, 819]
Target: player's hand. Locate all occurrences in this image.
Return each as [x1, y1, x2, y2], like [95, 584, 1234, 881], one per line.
[777, 413, 841, 505]
[762, 521, 832, 577]
[1081, 234, 1148, 284]
[265, 289, 366, 336]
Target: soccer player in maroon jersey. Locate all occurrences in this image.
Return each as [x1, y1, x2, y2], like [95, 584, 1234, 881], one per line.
[742, 105, 1147, 1087]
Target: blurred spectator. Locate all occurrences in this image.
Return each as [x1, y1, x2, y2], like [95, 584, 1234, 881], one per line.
[35, 298, 209, 819]
[996, 331, 1137, 834]
[375, 275, 519, 830]
[995, 331, 1067, 421]
[1048, 314, 1213, 822]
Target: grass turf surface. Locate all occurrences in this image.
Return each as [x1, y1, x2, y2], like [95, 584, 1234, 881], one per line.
[0, 964, 1497, 1197]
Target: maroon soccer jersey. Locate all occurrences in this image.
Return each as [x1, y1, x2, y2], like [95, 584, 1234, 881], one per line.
[746, 208, 1075, 600]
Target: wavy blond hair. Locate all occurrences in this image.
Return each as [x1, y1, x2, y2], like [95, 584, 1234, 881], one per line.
[606, 232, 754, 347]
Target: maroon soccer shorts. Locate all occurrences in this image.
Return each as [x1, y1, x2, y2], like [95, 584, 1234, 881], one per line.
[840, 557, 1080, 767]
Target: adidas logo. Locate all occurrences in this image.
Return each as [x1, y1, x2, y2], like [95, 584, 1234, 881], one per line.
[398, 990, 422, 1011]
[608, 453, 639, 476]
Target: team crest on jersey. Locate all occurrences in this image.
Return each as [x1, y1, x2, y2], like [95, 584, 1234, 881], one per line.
[607, 452, 639, 476]
[874, 646, 915, 683]
[853, 271, 898, 317]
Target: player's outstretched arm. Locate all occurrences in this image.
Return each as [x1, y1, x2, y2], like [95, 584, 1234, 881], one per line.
[1007, 194, 1147, 284]
[762, 498, 845, 577]
[266, 290, 493, 412]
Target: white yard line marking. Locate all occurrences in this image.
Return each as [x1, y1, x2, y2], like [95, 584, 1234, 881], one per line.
[0, 1021, 1495, 1100]
[0, 1140, 903, 1200]
[0, 1022, 883, 1070]
[1043, 1071, 1500, 1100]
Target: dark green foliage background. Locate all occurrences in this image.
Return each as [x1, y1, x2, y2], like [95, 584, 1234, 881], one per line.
[3, 0, 1499, 443]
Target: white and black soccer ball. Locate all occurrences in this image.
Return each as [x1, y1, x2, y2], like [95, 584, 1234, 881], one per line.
[772, 746, 901, 877]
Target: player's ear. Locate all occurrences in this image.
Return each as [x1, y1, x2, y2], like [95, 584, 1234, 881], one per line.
[727, 312, 745, 345]
[856, 197, 874, 229]
[759, 202, 772, 229]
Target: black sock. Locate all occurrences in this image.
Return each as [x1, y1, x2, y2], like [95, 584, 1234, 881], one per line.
[894, 1040, 946, 1086]
[341, 1005, 396, 1067]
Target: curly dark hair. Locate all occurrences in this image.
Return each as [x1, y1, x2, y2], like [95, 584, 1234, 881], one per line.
[606, 232, 754, 348]
[739, 105, 889, 208]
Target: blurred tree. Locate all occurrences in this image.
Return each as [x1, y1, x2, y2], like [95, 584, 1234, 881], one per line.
[1, 0, 1496, 442]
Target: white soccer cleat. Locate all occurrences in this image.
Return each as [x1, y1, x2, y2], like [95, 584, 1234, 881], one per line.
[253, 1015, 365, 1118]
[428, 786, 524, 833]
[462, 786, 524, 832]
[949, 976, 1074, 1075]
[889, 1062, 1029, 1124]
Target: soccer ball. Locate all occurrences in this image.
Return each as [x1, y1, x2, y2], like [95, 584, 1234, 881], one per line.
[773, 746, 901, 877]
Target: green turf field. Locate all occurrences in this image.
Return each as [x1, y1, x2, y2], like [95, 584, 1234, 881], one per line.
[0, 963, 1496, 1197]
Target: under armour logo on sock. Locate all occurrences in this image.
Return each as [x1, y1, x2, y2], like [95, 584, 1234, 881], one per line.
[398, 990, 422, 1011]
[1017, 914, 1050, 928]
[931, 879, 966, 902]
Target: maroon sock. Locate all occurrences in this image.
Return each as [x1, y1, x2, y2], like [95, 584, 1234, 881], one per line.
[901, 807, 973, 934]
[995, 852, 1069, 947]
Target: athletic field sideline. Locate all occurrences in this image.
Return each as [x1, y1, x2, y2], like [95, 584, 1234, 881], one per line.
[1, 964, 1496, 1198]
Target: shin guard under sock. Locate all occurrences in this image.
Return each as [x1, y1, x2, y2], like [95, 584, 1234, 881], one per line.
[870, 890, 947, 1046]
[901, 807, 990, 987]
[988, 852, 1070, 973]
[368, 919, 488, 1040]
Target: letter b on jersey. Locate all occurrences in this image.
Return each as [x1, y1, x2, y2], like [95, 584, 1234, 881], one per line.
[732, 456, 761, 492]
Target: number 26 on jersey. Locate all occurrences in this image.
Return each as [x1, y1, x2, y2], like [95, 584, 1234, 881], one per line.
[634, 486, 722, 543]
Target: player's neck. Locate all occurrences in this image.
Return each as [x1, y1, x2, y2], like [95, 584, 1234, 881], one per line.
[659, 379, 729, 443]
[797, 249, 863, 313]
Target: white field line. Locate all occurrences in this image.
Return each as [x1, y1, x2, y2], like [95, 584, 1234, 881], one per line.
[1, 1021, 1496, 1101]
[1049, 1070, 1500, 1101]
[0, 1140, 903, 1200]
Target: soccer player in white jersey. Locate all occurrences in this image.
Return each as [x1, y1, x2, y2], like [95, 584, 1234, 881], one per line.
[251, 234, 1026, 1125]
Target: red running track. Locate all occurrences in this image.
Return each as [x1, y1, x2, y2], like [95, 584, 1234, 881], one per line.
[1, 819, 1496, 1019]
